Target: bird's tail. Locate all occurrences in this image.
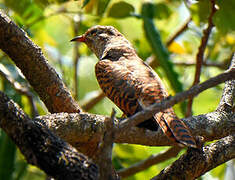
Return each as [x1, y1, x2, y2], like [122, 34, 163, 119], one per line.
[154, 109, 197, 148]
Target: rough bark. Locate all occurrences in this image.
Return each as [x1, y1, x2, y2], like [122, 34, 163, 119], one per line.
[0, 91, 98, 180]
[0, 11, 80, 113]
[152, 135, 235, 180]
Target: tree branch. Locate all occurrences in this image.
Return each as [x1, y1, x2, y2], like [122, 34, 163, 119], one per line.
[0, 64, 38, 117]
[186, 0, 217, 116]
[217, 53, 235, 112]
[118, 147, 182, 178]
[0, 11, 80, 113]
[0, 91, 98, 180]
[151, 135, 235, 180]
[81, 91, 105, 111]
[118, 67, 235, 132]
[166, 17, 192, 47]
[173, 60, 228, 70]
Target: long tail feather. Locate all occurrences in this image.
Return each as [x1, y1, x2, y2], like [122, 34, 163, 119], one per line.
[154, 109, 197, 148]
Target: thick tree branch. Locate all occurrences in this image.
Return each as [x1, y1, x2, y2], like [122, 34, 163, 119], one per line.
[151, 135, 235, 180]
[0, 11, 80, 113]
[31, 63, 235, 148]
[0, 91, 98, 180]
[35, 110, 234, 147]
[217, 53, 235, 112]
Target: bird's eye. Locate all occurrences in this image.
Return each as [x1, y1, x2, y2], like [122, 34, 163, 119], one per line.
[90, 29, 98, 36]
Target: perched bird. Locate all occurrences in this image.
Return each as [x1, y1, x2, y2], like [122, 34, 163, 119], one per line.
[71, 25, 197, 148]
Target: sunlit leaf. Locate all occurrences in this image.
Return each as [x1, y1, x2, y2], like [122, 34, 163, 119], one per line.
[190, 0, 210, 25]
[97, 0, 111, 16]
[4, 0, 43, 24]
[82, 0, 90, 8]
[168, 41, 185, 54]
[214, 0, 235, 34]
[108, 1, 134, 18]
[154, 3, 172, 19]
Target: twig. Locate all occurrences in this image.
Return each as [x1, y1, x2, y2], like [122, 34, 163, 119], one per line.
[145, 17, 192, 70]
[151, 135, 235, 180]
[0, 65, 39, 117]
[26, 7, 81, 28]
[166, 17, 192, 47]
[118, 147, 182, 178]
[186, 0, 217, 117]
[72, 15, 82, 100]
[81, 91, 105, 111]
[173, 61, 228, 70]
[93, 109, 118, 180]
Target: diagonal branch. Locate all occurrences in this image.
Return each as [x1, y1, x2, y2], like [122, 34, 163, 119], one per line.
[118, 67, 235, 132]
[166, 16, 192, 47]
[0, 11, 80, 113]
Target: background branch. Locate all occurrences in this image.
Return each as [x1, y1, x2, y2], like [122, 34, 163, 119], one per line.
[118, 147, 182, 178]
[186, 0, 217, 116]
[81, 91, 105, 111]
[0, 65, 38, 117]
[166, 17, 192, 47]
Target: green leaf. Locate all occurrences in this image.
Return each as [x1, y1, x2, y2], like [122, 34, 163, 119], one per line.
[154, 3, 172, 19]
[190, 0, 210, 25]
[214, 0, 235, 34]
[97, 0, 111, 16]
[4, 0, 43, 24]
[141, 2, 183, 94]
[82, 0, 90, 8]
[141, 2, 186, 113]
[108, 1, 135, 18]
[0, 132, 16, 180]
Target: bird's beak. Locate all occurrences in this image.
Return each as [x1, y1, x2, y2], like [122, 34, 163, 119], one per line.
[70, 35, 86, 42]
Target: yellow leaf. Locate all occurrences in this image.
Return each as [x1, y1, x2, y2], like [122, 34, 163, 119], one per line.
[226, 34, 235, 45]
[168, 41, 185, 54]
[35, 29, 57, 47]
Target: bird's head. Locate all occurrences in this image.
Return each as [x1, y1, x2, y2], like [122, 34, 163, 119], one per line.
[71, 25, 136, 60]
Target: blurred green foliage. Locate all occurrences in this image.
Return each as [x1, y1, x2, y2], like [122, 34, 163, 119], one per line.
[0, 0, 234, 179]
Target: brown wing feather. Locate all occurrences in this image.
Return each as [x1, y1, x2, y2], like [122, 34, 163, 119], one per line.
[95, 57, 196, 148]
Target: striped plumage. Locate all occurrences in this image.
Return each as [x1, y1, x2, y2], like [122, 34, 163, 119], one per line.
[71, 25, 197, 148]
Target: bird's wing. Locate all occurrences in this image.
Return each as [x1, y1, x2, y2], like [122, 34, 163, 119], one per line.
[95, 58, 196, 148]
[135, 62, 197, 148]
[95, 58, 142, 116]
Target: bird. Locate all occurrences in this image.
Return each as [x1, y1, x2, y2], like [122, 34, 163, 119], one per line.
[71, 25, 197, 148]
